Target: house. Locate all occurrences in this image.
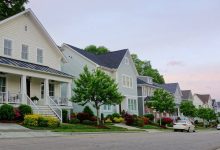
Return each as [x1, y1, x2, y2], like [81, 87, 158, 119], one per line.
[193, 94, 212, 109]
[137, 76, 159, 116]
[212, 99, 218, 113]
[0, 9, 73, 121]
[216, 101, 220, 113]
[160, 83, 183, 117]
[181, 90, 193, 101]
[61, 44, 139, 116]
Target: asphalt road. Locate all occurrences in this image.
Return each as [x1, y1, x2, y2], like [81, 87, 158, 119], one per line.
[0, 131, 220, 150]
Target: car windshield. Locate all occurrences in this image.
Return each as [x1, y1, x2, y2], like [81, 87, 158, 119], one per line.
[177, 120, 186, 124]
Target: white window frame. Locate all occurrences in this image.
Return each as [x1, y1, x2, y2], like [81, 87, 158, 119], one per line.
[124, 57, 129, 65]
[4, 39, 12, 56]
[21, 44, 29, 60]
[37, 48, 43, 63]
[102, 105, 112, 112]
[49, 83, 55, 97]
[122, 74, 133, 88]
[128, 98, 137, 111]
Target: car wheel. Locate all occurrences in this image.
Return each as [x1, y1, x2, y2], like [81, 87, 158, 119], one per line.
[187, 128, 190, 132]
[181, 129, 184, 132]
[174, 129, 177, 132]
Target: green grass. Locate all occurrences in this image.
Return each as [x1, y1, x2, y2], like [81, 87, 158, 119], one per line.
[24, 123, 140, 132]
[142, 125, 162, 129]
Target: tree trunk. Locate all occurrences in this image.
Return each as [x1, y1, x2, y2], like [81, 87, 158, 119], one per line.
[96, 107, 100, 126]
[203, 119, 205, 128]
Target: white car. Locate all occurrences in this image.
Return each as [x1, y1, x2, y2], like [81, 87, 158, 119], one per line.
[217, 124, 220, 130]
[173, 120, 195, 132]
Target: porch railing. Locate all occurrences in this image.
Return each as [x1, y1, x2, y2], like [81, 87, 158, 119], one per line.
[26, 93, 39, 114]
[0, 92, 22, 104]
[48, 96, 62, 122]
[50, 96, 69, 106]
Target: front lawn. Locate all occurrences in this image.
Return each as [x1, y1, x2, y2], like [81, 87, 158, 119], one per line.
[24, 123, 137, 132]
[142, 125, 162, 129]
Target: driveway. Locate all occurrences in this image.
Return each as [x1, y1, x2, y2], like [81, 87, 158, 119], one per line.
[0, 131, 220, 150]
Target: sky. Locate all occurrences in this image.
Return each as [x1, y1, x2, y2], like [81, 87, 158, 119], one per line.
[27, 0, 220, 100]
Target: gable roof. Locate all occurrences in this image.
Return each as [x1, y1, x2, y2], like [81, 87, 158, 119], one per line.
[65, 44, 128, 69]
[181, 90, 192, 100]
[160, 83, 179, 94]
[0, 9, 67, 62]
[195, 94, 211, 104]
[137, 76, 159, 88]
[0, 56, 73, 78]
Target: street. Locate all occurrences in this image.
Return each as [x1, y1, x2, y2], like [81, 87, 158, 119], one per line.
[0, 131, 220, 150]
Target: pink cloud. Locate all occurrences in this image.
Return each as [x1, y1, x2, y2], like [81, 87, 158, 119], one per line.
[167, 61, 184, 67]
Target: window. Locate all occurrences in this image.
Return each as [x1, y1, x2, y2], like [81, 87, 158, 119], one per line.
[4, 39, 12, 56]
[37, 49, 43, 63]
[128, 99, 137, 111]
[25, 25, 28, 31]
[122, 75, 133, 88]
[41, 83, 44, 99]
[49, 83, 55, 97]
[0, 77, 6, 93]
[21, 44, 28, 60]
[103, 105, 112, 111]
[125, 57, 129, 65]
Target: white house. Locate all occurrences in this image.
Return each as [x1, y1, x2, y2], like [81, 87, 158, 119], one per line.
[61, 44, 139, 116]
[193, 94, 212, 109]
[0, 9, 73, 121]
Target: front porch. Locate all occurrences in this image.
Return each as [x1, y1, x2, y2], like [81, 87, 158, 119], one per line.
[0, 73, 72, 107]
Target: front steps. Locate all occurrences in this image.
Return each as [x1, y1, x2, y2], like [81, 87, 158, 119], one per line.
[32, 105, 58, 119]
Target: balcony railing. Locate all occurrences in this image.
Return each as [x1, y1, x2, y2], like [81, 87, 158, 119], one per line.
[50, 96, 69, 106]
[0, 92, 22, 104]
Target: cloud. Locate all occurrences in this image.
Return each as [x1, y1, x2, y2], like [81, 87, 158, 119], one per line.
[167, 61, 184, 67]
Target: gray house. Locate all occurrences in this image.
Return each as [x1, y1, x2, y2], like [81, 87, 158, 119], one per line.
[181, 90, 193, 101]
[160, 83, 183, 117]
[60, 43, 139, 116]
[137, 76, 159, 116]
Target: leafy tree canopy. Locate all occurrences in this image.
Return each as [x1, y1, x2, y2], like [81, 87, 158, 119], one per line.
[197, 107, 216, 122]
[180, 101, 196, 118]
[131, 54, 165, 84]
[84, 45, 109, 55]
[71, 66, 123, 125]
[0, 0, 29, 20]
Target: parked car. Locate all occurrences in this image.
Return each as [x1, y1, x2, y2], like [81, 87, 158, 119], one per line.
[217, 124, 220, 130]
[173, 120, 195, 132]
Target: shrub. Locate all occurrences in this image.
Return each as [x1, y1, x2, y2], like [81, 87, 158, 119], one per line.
[142, 117, 149, 125]
[82, 120, 94, 125]
[112, 113, 120, 118]
[83, 106, 94, 117]
[62, 109, 68, 123]
[77, 112, 90, 123]
[0, 104, 15, 120]
[18, 104, 32, 119]
[24, 114, 40, 127]
[14, 108, 22, 120]
[70, 113, 77, 119]
[124, 113, 134, 125]
[105, 118, 112, 123]
[70, 118, 80, 124]
[144, 114, 154, 121]
[113, 117, 124, 123]
[137, 118, 145, 127]
[105, 114, 113, 120]
[161, 117, 173, 125]
[90, 116, 97, 122]
[47, 117, 60, 128]
[38, 116, 48, 127]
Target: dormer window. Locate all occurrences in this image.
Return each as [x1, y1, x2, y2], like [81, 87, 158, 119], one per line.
[125, 57, 129, 65]
[4, 39, 12, 56]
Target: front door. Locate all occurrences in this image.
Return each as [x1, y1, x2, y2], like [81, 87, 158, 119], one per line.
[26, 79, 30, 97]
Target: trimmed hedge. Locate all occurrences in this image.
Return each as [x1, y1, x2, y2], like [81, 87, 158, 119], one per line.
[18, 104, 32, 120]
[0, 104, 15, 120]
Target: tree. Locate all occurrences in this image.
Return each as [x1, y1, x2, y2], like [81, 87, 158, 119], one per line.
[72, 66, 123, 125]
[0, 0, 29, 20]
[131, 54, 165, 84]
[180, 101, 196, 118]
[146, 89, 175, 125]
[197, 108, 216, 127]
[85, 45, 109, 55]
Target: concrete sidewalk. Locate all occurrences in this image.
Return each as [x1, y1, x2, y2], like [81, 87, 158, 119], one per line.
[0, 123, 30, 132]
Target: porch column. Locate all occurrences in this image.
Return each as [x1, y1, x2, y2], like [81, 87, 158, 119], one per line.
[44, 78, 49, 105]
[67, 82, 72, 106]
[177, 107, 180, 117]
[21, 75, 27, 104]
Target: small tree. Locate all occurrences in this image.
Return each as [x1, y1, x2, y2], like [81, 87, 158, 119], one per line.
[0, 0, 29, 20]
[146, 89, 175, 125]
[180, 101, 196, 118]
[72, 66, 123, 125]
[197, 108, 216, 127]
[85, 45, 109, 55]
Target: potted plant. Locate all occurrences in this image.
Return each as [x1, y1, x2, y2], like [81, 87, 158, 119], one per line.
[31, 96, 39, 104]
